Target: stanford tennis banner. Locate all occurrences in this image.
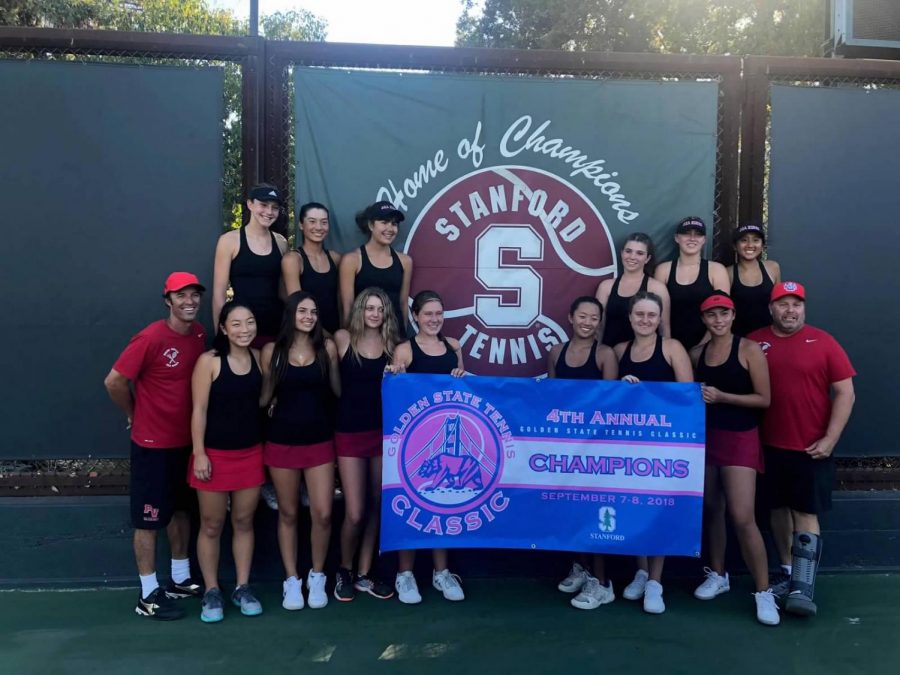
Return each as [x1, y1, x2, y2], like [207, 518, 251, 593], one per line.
[295, 69, 718, 377]
[380, 374, 705, 557]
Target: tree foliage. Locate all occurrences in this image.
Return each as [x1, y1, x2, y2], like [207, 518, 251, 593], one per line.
[1, 1, 327, 228]
[457, 0, 827, 57]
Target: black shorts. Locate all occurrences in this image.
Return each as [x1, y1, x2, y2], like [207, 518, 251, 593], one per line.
[130, 442, 195, 530]
[760, 446, 835, 515]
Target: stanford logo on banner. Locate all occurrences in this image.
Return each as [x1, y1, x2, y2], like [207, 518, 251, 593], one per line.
[295, 69, 718, 376]
[408, 165, 615, 376]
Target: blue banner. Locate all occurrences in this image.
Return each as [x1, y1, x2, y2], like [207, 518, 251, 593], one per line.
[381, 374, 705, 557]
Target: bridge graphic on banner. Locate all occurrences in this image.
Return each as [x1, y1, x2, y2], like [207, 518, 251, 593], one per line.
[404, 414, 496, 500]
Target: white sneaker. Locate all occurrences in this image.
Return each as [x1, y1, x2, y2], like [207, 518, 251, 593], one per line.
[395, 571, 422, 604]
[570, 576, 615, 610]
[307, 570, 328, 609]
[754, 590, 781, 626]
[433, 569, 465, 601]
[694, 567, 730, 600]
[282, 576, 304, 610]
[623, 569, 649, 601]
[557, 562, 589, 594]
[643, 580, 665, 614]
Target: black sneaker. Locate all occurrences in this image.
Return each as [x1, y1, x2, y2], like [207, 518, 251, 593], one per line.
[136, 587, 186, 621]
[354, 574, 395, 600]
[334, 567, 355, 602]
[165, 577, 203, 599]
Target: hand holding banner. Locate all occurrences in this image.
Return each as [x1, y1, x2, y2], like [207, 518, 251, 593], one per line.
[381, 374, 705, 557]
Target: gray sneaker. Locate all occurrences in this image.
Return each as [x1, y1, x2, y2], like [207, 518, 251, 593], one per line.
[769, 572, 791, 600]
[201, 588, 224, 623]
[231, 585, 263, 617]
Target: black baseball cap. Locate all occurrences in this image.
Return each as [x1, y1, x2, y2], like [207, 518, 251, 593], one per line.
[733, 223, 766, 243]
[675, 216, 706, 235]
[248, 186, 284, 205]
[364, 201, 405, 223]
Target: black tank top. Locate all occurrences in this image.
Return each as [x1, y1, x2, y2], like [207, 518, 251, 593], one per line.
[602, 274, 649, 347]
[695, 335, 758, 431]
[298, 247, 339, 335]
[204, 353, 262, 449]
[336, 348, 387, 432]
[266, 361, 333, 445]
[731, 259, 774, 337]
[230, 226, 283, 337]
[618, 335, 676, 383]
[667, 258, 713, 350]
[408, 336, 458, 375]
[555, 341, 603, 380]
[355, 246, 404, 326]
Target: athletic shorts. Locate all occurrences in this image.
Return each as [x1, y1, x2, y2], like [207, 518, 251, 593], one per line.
[760, 445, 835, 515]
[130, 442, 195, 530]
[706, 428, 764, 472]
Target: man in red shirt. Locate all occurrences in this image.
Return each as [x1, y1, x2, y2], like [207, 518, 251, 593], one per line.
[749, 282, 855, 617]
[104, 272, 207, 620]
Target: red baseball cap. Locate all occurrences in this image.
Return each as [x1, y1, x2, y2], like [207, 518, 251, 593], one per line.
[163, 272, 205, 295]
[700, 293, 735, 312]
[770, 281, 805, 303]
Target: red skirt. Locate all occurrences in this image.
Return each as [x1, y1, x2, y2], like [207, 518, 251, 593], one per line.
[706, 428, 764, 472]
[188, 445, 265, 492]
[335, 430, 382, 459]
[264, 439, 335, 469]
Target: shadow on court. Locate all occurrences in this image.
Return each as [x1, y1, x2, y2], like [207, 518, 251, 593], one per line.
[1, 575, 898, 674]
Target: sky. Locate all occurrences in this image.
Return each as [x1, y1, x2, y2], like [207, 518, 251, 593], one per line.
[208, 0, 474, 46]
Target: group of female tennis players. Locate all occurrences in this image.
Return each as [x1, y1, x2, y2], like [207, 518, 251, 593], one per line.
[189, 184, 783, 626]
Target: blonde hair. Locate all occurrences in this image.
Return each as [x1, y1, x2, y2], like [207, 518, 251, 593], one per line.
[347, 287, 401, 363]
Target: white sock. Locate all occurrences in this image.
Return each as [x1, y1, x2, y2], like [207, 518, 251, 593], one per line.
[781, 564, 792, 576]
[140, 572, 159, 598]
[171, 558, 191, 584]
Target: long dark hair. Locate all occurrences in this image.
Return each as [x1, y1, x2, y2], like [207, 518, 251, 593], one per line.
[621, 232, 657, 276]
[269, 291, 328, 388]
[213, 301, 255, 356]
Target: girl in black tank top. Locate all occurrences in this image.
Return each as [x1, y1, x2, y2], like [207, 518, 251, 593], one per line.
[691, 293, 775, 623]
[602, 275, 649, 347]
[340, 201, 412, 330]
[666, 257, 712, 350]
[550, 296, 617, 381]
[261, 291, 341, 608]
[613, 290, 693, 614]
[729, 224, 780, 336]
[282, 202, 341, 335]
[332, 288, 403, 601]
[549, 297, 618, 600]
[387, 291, 466, 604]
[214, 185, 286, 344]
[597, 233, 671, 348]
[655, 217, 729, 350]
[189, 301, 267, 611]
